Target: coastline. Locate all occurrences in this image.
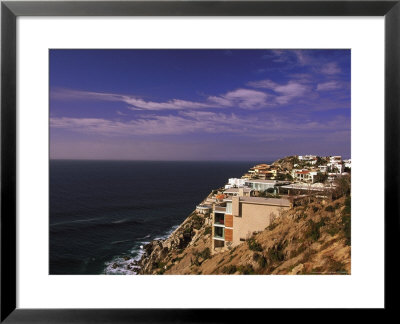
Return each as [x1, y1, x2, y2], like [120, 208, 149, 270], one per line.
[103, 156, 351, 275]
[105, 190, 215, 275]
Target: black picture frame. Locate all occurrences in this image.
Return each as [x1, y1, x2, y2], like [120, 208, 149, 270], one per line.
[1, 0, 399, 322]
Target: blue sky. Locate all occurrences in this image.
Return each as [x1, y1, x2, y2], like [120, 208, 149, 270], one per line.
[50, 49, 350, 161]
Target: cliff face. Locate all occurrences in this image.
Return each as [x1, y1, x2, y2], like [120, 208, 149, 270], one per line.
[135, 193, 214, 275]
[137, 195, 351, 275]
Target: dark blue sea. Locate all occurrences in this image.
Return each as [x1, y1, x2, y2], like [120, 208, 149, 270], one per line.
[50, 160, 258, 274]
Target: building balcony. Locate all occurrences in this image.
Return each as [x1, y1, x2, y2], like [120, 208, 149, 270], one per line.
[214, 212, 225, 226]
[214, 206, 226, 213]
[213, 226, 224, 240]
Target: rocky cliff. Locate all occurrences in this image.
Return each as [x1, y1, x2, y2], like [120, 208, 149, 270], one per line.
[135, 194, 351, 275]
[134, 157, 351, 275]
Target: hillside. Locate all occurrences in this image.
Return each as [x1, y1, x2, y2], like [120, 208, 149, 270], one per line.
[136, 194, 351, 275]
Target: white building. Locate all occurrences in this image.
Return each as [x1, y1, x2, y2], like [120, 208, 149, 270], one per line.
[196, 204, 212, 215]
[319, 165, 328, 173]
[343, 159, 351, 169]
[292, 169, 318, 183]
[224, 178, 247, 189]
[224, 187, 252, 197]
[244, 179, 290, 191]
[329, 156, 342, 163]
[327, 162, 343, 174]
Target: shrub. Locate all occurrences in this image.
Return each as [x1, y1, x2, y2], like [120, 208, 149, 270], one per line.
[204, 226, 212, 235]
[329, 258, 347, 274]
[267, 222, 278, 231]
[192, 215, 204, 230]
[326, 225, 341, 236]
[267, 242, 286, 262]
[222, 265, 237, 274]
[344, 196, 351, 214]
[292, 244, 306, 258]
[247, 238, 263, 252]
[342, 215, 351, 245]
[258, 257, 267, 269]
[342, 196, 351, 245]
[253, 253, 261, 261]
[325, 205, 335, 212]
[253, 253, 267, 268]
[198, 247, 211, 260]
[306, 218, 327, 241]
[238, 264, 255, 275]
[172, 256, 184, 263]
[228, 254, 236, 262]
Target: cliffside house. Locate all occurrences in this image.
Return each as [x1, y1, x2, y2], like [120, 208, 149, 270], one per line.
[292, 169, 318, 183]
[195, 204, 212, 215]
[327, 162, 343, 174]
[224, 187, 252, 197]
[298, 155, 318, 165]
[343, 159, 351, 169]
[224, 177, 247, 189]
[329, 156, 342, 163]
[319, 165, 328, 173]
[257, 169, 278, 180]
[211, 193, 291, 252]
[244, 179, 290, 192]
[278, 183, 334, 198]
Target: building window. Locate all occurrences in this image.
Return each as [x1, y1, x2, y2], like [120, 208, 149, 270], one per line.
[214, 213, 224, 225]
[226, 202, 232, 214]
[214, 226, 224, 239]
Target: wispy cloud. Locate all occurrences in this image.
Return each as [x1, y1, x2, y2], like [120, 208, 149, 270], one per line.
[247, 79, 310, 104]
[319, 62, 341, 75]
[50, 111, 349, 138]
[51, 87, 271, 111]
[316, 81, 342, 91]
[260, 50, 343, 76]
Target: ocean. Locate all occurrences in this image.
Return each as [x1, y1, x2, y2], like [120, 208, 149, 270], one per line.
[49, 160, 258, 274]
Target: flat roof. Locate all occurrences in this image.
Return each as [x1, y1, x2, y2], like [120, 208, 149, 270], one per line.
[196, 204, 212, 209]
[244, 180, 290, 184]
[224, 187, 252, 193]
[225, 196, 291, 207]
[280, 184, 334, 191]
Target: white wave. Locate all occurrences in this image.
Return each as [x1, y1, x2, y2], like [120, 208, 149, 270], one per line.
[104, 224, 180, 275]
[153, 225, 180, 241]
[51, 216, 104, 227]
[137, 234, 151, 240]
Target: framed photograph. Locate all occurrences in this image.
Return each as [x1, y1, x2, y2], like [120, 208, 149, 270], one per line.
[1, 0, 398, 321]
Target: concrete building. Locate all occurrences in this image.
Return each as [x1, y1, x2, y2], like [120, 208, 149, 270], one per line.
[224, 178, 247, 189]
[327, 162, 343, 174]
[212, 194, 291, 252]
[319, 165, 328, 173]
[244, 179, 290, 191]
[298, 155, 317, 163]
[278, 183, 334, 197]
[195, 204, 212, 215]
[292, 169, 318, 183]
[224, 187, 252, 197]
[343, 159, 351, 169]
[329, 156, 342, 163]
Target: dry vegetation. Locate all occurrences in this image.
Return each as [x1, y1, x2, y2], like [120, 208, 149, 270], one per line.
[138, 194, 351, 275]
